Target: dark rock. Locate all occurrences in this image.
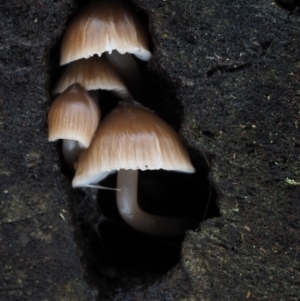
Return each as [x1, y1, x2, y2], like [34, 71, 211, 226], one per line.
[0, 0, 299, 300]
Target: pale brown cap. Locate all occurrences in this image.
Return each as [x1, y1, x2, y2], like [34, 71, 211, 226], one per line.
[60, 0, 152, 66]
[48, 83, 101, 148]
[72, 101, 195, 187]
[53, 56, 130, 98]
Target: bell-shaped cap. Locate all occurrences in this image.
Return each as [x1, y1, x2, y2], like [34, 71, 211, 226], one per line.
[60, 0, 152, 65]
[72, 101, 195, 187]
[48, 83, 101, 148]
[53, 56, 130, 98]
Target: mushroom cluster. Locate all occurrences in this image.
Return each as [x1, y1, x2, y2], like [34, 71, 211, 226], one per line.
[48, 0, 196, 237]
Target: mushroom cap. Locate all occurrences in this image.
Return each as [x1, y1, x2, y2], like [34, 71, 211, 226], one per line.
[60, 0, 152, 66]
[53, 56, 130, 98]
[48, 83, 101, 148]
[72, 101, 195, 187]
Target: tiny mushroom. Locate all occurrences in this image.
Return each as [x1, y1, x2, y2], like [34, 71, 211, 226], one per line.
[72, 100, 195, 236]
[48, 83, 101, 168]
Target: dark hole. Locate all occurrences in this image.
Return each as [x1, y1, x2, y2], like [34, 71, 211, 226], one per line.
[49, 0, 220, 297]
[275, 0, 300, 11]
[73, 148, 219, 296]
[138, 150, 218, 221]
[260, 40, 273, 53]
[202, 130, 215, 139]
[206, 63, 252, 78]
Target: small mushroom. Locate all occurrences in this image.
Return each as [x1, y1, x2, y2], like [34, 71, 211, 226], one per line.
[72, 100, 195, 236]
[60, 0, 152, 66]
[48, 83, 101, 168]
[53, 56, 130, 99]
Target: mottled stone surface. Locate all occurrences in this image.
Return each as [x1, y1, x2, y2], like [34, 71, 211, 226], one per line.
[0, 0, 299, 300]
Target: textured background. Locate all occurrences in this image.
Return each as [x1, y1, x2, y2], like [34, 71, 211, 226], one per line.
[0, 0, 299, 300]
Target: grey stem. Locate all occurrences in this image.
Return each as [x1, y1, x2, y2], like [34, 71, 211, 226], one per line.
[62, 139, 81, 169]
[105, 50, 143, 98]
[116, 169, 193, 237]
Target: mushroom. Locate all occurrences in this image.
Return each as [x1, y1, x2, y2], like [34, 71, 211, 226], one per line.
[72, 100, 195, 236]
[60, 0, 152, 65]
[53, 56, 130, 99]
[59, 0, 151, 96]
[48, 83, 101, 168]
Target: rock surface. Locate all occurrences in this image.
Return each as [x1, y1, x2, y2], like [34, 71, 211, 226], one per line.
[0, 0, 299, 300]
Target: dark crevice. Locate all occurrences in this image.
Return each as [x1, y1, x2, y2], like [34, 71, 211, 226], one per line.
[260, 39, 273, 56]
[275, 0, 300, 11]
[206, 63, 252, 78]
[202, 130, 215, 139]
[73, 148, 218, 296]
[49, 0, 220, 298]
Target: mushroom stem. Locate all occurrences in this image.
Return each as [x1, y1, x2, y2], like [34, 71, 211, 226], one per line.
[105, 50, 143, 97]
[62, 139, 82, 169]
[116, 169, 193, 237]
